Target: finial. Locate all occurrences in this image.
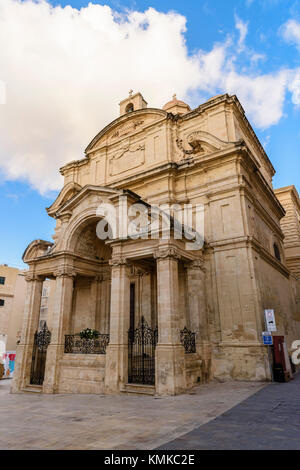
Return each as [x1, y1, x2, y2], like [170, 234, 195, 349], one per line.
[172, 93, 177, 100]
[129, 89, 133, 97]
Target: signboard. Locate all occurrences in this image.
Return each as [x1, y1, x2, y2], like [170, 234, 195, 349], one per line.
[262, 331, 273, 345]
[3, 351, 16, 378]
[264, 309, 277, 332]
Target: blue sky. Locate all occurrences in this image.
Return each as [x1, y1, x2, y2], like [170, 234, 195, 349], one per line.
[0, 0, 299, 267]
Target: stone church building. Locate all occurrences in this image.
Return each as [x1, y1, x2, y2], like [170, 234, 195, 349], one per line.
[12, 92, 300, 395]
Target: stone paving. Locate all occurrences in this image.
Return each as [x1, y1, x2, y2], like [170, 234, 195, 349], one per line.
[159, 372, 300, 450]
[0, 379, 265, 450]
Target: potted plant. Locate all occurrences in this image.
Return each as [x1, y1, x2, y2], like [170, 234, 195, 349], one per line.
[79, 328, 100, 340]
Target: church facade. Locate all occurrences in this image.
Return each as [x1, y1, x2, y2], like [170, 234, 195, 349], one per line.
[12, 92, 300, 395]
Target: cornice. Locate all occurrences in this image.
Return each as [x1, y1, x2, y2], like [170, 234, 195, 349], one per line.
[54, 184, 122, 218]
[275, 185, 300, 213]
[211, 235, 290, 278]
[60, 157, 89, 175]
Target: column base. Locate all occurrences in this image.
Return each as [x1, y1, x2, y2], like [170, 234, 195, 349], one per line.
[10, 344, 34, 393]
[197, 340, 212, 383]
[155, 344, 186, 396]
[104, 344, 128, 393]
[42, 344, 64, 394]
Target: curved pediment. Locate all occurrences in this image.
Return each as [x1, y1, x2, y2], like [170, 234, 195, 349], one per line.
[176, 130, 236, 157]
[85, 108, 167, 154]
[23, 239, 53, 263]
[47, 182, 82, 217]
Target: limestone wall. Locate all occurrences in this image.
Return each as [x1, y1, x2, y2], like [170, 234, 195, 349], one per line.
[57, 354, 106, 394]
[254, 254, 300, 349]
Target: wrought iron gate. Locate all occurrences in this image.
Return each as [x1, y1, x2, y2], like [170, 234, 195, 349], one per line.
[30, 323, 51, 385]
[128, 316, 158, 385]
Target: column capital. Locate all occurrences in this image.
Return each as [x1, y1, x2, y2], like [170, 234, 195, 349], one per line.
[24, 273, 45, 282]
[109, 257, 128, 267]
[187, 258, 205, 271]
[154, 247, 181, 261]
[53, 267, 76, 279]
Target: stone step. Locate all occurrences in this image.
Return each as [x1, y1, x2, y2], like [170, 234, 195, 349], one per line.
[121, 383, 155, 396]
[22, 385, 43, 393]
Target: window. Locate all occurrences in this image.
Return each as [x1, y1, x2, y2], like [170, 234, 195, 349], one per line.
[0, 277, 5, 285]
[273, 243, 281, 262]
[125, 103, 134, 113]
[130, 283, 135, 331]
[0, 299, 5, 307]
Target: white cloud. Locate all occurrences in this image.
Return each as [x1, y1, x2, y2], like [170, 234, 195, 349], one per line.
[288, 69, 300, 106]
[281, 19, 300, 50]
[235, 15, 248, 52]
[0, 0, 297, 193]
[281, 20, 300, 107]
[0, 80, 5, 104]
[224, 70, 288, 128]
[0, 0, 227, 192]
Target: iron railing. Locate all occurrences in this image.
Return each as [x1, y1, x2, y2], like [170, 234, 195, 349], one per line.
[180, 327, 196, 354]
[128, 316, 158, 385]
[64, 334, 110, 354]
[30, 323, 51, 385]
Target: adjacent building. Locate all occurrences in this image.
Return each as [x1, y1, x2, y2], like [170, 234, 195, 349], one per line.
[0, 265, 55, 378]
[0, 265, 26, 354]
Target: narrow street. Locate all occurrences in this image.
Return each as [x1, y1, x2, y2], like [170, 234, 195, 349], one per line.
[159, 372, 300, 450]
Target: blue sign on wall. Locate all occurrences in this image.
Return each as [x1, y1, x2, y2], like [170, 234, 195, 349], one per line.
[262, 332, 273, 345]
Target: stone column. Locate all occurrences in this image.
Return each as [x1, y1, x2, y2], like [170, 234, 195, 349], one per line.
[42, 268, 75, 394]
[11, 273, 44, 393]
[186, 259, 208, 345]
[105, 257, 130, 393]
[186, 259, 211, 382]
[154, 247, 186, 395]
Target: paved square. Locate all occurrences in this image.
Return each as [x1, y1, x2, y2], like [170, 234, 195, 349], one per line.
[0, 379, 265, 450]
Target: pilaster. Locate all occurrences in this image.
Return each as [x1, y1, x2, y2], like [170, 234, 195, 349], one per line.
[105, 257, 130, 393]
[42, 268, 75, 394]
[154, 247, 186, 395]
[11, 273, 44, 393]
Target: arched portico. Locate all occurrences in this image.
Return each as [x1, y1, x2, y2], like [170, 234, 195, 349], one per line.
[12, 185, 210, 396]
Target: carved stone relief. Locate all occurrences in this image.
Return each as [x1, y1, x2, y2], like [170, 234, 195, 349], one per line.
[109, 120, 144, 141]
[75, 223, 112, 260]
[109, 143, 145, 176]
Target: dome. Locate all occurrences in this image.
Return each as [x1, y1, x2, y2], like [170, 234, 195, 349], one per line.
[162, 94, 191, 115]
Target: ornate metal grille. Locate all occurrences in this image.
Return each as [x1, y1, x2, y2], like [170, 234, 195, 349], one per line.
[180, 327, 196, 354]
[128, 316, 158, 385]
[64, 334, 110, 354]
[30, 323, 51, 385]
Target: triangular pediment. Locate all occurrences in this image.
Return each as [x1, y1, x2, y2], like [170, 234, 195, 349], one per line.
[55, 185, 123, 218]
[47, 182, 82, 217]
